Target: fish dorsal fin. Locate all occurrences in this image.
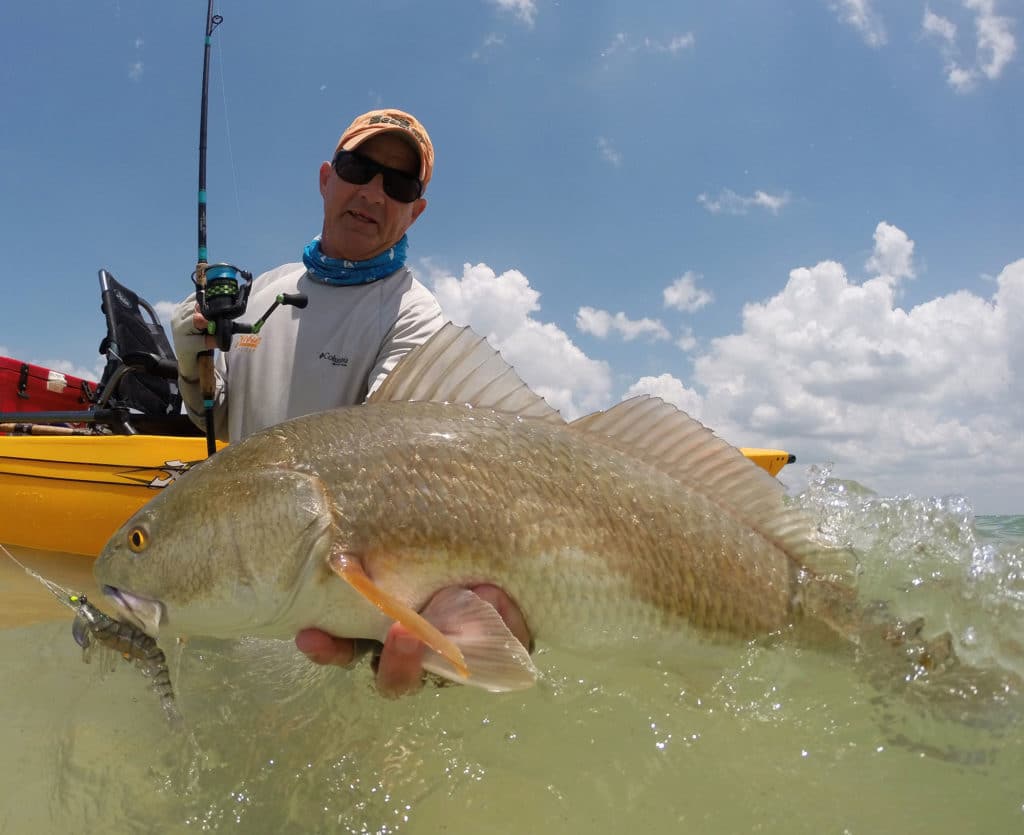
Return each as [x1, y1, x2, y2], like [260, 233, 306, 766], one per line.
[369, 322, 564, 424]
[571, 396, 843, 575]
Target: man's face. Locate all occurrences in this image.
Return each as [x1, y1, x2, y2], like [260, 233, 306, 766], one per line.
[318, 132, 427, 261]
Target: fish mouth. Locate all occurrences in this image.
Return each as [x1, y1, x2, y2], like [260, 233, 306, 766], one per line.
[102, 586, 166, 637]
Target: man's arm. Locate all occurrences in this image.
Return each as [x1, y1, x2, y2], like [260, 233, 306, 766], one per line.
[171, 295, 230, 441]
[365, 278, 445, 398]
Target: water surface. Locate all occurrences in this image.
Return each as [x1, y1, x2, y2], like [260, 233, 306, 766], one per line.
[1, 471, 1021, 834]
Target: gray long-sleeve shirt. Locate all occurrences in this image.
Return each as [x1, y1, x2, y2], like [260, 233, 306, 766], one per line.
[172, 262, 443, 442]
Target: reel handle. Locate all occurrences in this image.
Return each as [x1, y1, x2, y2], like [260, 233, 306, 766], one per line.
[280, 293, 309, 309]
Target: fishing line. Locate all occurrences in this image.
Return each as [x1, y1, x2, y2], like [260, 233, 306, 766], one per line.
[215, 23, 244, 230]
[0, 541, 79, 610]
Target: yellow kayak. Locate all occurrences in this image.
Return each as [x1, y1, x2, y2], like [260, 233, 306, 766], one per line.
[738, 448, 796, 478]
[0, 434, 221, 558]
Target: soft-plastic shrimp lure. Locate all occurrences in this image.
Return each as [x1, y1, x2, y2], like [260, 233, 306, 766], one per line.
[2, 544, 182, 727]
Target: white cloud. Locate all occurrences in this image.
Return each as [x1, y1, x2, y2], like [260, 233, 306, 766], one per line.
[472, 33, 505, 61]
[576, 307, 670, 342]
[923, 9, 957, 44]
[675, 327, 698, 353]
[433, 262, 540, 330]
[624, 374, 704, 417]
[44, 358, 106, 384]
[832, 0, 887, 47]
[427, 262, 612, 416]
[489, 0, 536, 26]
[602, 33, 630, 58]
[597, 137, 622, 167]
[697, 189, 790, 216]
[664, 34, 697, 53]
[0, 346, 103, 385]
[663, 272, 713, 313]
[644, 33, 695, 54]
[574, 307, 612, 338]
[129, 34, 144, 82]
[945, 64, 978, 91]
[923, 0, 1017, 92]
[600, 32, 695, 58]
[864, 221, 916, 287]
[689, 226, 1023, 511]
[153, 300, 177, 331]
[7, 298, 174, 386]
[969, 0, 1017, 80]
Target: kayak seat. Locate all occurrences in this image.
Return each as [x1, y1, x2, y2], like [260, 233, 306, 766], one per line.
[97, 269, 182, 420]
[0, 271, 199, 436]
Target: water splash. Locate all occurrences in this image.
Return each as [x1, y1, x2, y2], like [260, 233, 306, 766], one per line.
[793, 463, 1024, 685]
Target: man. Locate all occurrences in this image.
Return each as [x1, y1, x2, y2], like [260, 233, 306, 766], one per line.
[173, 109, 444, 441]
[172, 108, 530, 696]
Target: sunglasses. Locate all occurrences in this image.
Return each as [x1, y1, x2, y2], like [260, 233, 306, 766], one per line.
[331, 150, 423, 203]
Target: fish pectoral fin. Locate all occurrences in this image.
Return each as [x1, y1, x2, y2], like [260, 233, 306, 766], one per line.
[326, 551, 468, 679]
[419, 587, 538, 693]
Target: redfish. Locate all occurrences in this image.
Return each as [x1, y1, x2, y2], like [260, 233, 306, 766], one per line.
[95, 325, 940, 692]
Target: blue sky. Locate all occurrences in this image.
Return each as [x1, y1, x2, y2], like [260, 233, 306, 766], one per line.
[1, 0, 1021, 513]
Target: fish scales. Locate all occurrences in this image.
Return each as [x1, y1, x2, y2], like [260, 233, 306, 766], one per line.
[231, 401, 797, 643]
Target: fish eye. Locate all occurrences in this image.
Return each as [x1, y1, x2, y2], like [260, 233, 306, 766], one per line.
[127, 527, 149, 553]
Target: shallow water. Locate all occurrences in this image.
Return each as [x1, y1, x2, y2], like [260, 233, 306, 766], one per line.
[1, 470, 1022, 834]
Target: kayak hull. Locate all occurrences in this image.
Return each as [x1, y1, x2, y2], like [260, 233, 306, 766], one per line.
[738, 448, 796, 478]
[0, 434, 217, 557]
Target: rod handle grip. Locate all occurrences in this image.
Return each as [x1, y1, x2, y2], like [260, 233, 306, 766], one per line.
[197, 349, 216, 402]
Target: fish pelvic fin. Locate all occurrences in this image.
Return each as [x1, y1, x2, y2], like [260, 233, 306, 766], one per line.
[368, 322, 564, 424]
[419, 588, 538, 693]
[327, 551, 469, 679]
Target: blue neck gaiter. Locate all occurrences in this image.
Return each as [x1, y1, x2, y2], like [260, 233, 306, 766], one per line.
[302, 234, 408, 286]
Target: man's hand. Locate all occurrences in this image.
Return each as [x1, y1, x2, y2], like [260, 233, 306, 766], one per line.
[191, 303, 217, 348]
[294, 584, 531, 698]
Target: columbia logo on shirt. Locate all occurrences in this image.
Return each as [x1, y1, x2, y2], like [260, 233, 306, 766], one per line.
[319, 351, 349, 367]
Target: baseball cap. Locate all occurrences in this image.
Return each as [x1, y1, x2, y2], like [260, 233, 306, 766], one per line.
[334, 109, 434, 189]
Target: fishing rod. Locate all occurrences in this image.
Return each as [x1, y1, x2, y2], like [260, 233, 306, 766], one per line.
[191, 0, 306, 456]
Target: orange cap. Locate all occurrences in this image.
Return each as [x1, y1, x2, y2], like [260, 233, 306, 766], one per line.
[334, 108, 434, 189]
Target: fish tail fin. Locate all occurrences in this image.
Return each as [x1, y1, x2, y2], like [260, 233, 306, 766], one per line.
[854, 612, 1021, 765]
[798, 575, 960, 674]
[857, 606, 959, 672]
[794, 574, 867, 647]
